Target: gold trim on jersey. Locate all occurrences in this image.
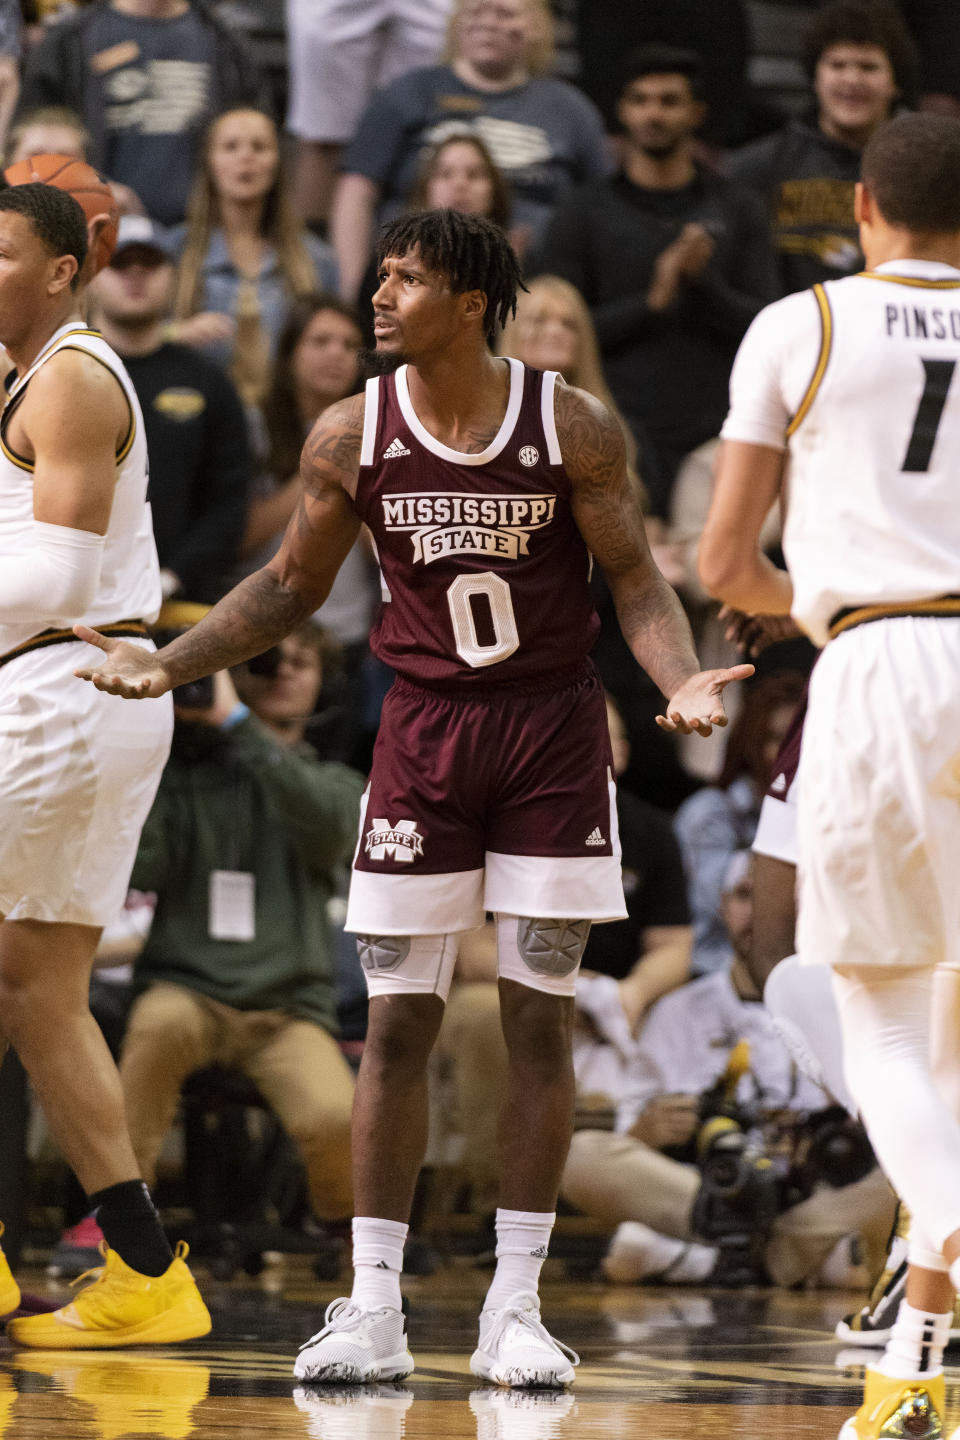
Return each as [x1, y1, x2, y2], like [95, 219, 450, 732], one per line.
[786, 283, 832, 437]
[0, 619, 148, 669]
[828, 596, 960, 639]
[857, 271, 960, 289]
[0, 429, 32, 472]
[0, 337, 136, 470]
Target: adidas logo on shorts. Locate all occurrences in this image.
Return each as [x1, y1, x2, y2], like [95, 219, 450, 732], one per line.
[383, 437, 411, 459]
[585, 828, 605, 847]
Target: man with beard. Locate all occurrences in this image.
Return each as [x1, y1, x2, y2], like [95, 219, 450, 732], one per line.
[72, 207, 750, 1386]
[535, 45, 776, 517]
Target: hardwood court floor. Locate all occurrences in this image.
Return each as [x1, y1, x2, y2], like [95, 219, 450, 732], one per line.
[0, 1264, 950, 1439]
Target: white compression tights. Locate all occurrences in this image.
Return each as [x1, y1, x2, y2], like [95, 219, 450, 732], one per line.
[834, 965, 960, 1267]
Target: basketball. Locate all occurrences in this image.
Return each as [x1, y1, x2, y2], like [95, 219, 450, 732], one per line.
[3, 154, 120, 274]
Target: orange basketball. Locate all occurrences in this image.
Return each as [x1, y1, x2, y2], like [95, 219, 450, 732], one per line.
[3, 154, 120, 274]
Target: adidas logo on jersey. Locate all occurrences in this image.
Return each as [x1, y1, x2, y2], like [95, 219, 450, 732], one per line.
[383, 437, 411, 459]
[585, 828, 605, 847]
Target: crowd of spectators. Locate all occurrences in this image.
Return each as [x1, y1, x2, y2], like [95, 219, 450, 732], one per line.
[3, 0, 955, 1287]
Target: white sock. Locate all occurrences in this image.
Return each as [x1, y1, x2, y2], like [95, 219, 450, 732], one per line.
[482, 1209, 554, 1312]
[605, 1222, 716, 1283]
[877, 1300, 951, 1380]
[764, 955, 856, 1115]
[349, 1216, 407, 1311]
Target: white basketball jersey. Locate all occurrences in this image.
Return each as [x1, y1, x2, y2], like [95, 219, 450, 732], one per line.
[0, 322, 161, 657]
[722, 259, 960, 645]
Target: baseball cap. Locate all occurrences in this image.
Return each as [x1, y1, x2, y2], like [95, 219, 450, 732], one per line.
[110, 214, 172, 263]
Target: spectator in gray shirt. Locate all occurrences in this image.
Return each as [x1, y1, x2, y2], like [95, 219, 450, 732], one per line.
[330, 0, 609, 303]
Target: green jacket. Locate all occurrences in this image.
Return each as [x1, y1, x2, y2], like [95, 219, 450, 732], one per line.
[131, 715, 364, 1032]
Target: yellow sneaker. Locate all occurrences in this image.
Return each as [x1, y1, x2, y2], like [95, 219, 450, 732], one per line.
[0, 1225, 20, 1317]
[0, 1373, 16, 1435]
[13, 1353, 210, 1439]
[839, 1366, 944, 1439]
[6, 1241, 211, 1349]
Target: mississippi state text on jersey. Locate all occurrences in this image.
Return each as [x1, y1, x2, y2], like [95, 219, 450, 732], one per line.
[354, 358, 599, 687]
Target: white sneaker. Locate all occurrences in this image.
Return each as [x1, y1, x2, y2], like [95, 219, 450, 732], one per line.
[470, 1386, 577, 1439]
[294, 1298, 414, 1384]
[470, 1294, 579, 1389]
[293, 1382, 414, 1439]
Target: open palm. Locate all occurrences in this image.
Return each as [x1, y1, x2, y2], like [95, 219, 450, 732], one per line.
[72, 625, 172, 698]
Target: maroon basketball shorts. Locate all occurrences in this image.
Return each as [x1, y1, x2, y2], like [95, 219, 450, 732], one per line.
[346, 666, 627, 937]
[752, 685, 808, 867]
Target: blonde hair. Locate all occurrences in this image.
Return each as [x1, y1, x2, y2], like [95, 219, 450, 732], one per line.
[173, 108, 318, 323]
[499, 275, 647, 504]
[445, 0, 555, 77]
[6, 106, 89, 166]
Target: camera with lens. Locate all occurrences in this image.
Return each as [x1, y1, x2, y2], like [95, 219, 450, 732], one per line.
[241, 646, 282, 680]
[691, 1113, 781, 1285]
[688, 1042, 875, 1286]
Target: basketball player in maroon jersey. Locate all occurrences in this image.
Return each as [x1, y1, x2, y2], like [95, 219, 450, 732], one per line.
[74, 210, 751, 1387]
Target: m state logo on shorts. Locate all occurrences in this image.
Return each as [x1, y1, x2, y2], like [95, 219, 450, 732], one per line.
[364, 817, 425, 864]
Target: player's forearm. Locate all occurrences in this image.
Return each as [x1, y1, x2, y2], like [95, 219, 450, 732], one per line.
[611, 567, 701, 700]
[699, 546, 793, 615]
[155, 568, 314, 686]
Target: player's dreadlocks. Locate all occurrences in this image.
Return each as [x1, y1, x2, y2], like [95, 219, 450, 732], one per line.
[376, 208, 526, 346]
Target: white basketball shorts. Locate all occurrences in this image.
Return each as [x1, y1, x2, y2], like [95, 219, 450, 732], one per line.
[796, 616, 960, 972]
[0, 639, 173, 927]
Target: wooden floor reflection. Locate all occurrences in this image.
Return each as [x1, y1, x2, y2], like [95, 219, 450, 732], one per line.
[0, 1265, 946, 1438]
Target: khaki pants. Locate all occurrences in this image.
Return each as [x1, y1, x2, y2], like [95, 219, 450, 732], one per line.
[120, 983, 355, 1221]
[562, 1129, 896, 1286]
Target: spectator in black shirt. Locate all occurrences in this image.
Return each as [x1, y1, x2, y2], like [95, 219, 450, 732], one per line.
[728, 0, 916, 295]
[87, 215, 252, 603]
[535, 45, 776, 517]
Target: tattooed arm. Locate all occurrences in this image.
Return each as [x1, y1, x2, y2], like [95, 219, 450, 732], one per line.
[74, 394, 365, 698]
[559, 382, 752, 734]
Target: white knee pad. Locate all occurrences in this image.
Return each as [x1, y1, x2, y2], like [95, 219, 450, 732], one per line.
[495, 913, 591, 997]
[356, 932, 458, 1002]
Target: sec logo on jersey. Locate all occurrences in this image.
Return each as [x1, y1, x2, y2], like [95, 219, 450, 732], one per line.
[518, 446, 539, 467]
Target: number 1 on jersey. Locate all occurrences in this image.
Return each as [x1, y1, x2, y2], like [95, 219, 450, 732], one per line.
[902, 358, 957, 472]
[447, 572, 520, 668]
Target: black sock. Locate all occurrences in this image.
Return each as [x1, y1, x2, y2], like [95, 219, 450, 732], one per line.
[87, 1180, 173, 1278]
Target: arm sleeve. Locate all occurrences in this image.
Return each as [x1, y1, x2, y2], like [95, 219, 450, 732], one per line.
[0, 522, 104, 625]
[719, 292, 817, 450]
[227, 717, 365, 871]
[165, 367, 253, 593]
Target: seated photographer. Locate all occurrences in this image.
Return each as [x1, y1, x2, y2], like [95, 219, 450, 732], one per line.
[116, 613, 365, 1235]
[562, 853, 896, 1288]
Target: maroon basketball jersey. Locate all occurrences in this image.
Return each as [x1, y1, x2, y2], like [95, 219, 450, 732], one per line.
[354, 359, 600, 688]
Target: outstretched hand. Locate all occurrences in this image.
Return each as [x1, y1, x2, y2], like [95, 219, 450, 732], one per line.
[73, 624, 172, 698]
[656, 663, 755, 736]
